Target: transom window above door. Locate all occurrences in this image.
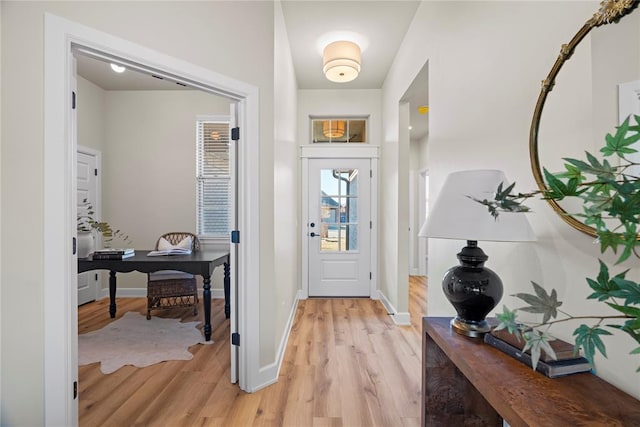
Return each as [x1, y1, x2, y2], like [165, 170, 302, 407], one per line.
[311, 117, 367, 143]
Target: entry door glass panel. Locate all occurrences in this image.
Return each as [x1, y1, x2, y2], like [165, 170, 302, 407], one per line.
[320, 168, 359, 252]
[309, 158, 371, 297]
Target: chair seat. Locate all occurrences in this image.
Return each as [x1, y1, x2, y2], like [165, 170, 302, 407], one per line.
[147, 232, 200, 320]
[149, 270, 194, 281]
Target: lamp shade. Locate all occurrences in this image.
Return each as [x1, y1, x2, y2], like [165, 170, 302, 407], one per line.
[422, 170, 535, 337]
[422, 170, 535, 242]
[323, 41, 361, 83]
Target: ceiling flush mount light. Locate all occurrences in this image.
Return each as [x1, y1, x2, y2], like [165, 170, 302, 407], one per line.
[323, 41, 361, 83]
[110, 63, 126, 73]
[323, 120, 346, 138]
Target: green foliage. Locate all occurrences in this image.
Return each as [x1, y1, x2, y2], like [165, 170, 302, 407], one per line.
[512, 282, 562, 324]
[77, 198, 131, 246]
[523, 329, 557, 371]
[485, 115, 640, 372]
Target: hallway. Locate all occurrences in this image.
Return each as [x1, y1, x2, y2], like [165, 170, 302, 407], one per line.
[78, 276, 428, 426]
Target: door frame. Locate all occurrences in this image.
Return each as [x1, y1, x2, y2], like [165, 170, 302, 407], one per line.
[44, 14, 260, 426]
[300, 145, 379, 299]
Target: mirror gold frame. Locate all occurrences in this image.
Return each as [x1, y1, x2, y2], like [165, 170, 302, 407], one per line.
[529, 0, 639, 237]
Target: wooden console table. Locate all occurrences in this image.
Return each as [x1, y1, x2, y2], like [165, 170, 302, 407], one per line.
[422, 317, 640, 426]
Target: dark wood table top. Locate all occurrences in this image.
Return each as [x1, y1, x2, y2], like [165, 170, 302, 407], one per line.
[424, 316, 640, 427]
[78, 250, 229, 276]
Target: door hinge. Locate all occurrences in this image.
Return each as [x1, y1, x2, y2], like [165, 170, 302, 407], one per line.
[370, 272, 372, 280]
[72, 91, 76, 110]
[95, 273, 98, 281]
[72, 237, 77, 255]
[232, 332, 240, 346]
[370, 221, 372, 229]
[73, 381, 78, 399]
[231, 127, 240, 141]
[94, 168, 98, 176]
[370, 169, 372, 178]
[231, 230, 240, 244]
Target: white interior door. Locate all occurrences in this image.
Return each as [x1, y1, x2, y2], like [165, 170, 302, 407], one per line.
[77, 148, 101, 305]
[229, 103, 238, 384]
[308, 158, 371, 297]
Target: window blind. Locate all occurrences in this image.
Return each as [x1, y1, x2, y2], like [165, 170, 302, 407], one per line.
[196, 120, 230, 237]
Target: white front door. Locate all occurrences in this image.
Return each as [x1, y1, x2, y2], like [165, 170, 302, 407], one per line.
[308, 158, 371, 297]
[77, 148, 101, 305]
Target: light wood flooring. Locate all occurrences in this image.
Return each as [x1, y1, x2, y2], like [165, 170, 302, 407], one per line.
[78, 276, 428, 426]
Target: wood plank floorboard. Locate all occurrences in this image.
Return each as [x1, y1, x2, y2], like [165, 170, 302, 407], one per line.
[79, 276, 427, 426]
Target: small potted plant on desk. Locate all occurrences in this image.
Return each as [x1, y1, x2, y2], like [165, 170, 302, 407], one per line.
[77, 198, 131, 258]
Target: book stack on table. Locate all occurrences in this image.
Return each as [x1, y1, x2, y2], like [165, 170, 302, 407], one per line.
[91, 248, 135, 260]
[484, 327, 592, 378]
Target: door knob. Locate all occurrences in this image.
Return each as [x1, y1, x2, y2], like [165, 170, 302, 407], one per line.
[310, 232, 318, 237]
[310, 222, 315, 228]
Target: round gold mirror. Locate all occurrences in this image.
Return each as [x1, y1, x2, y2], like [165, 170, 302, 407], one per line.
[529, 0, 639, 237]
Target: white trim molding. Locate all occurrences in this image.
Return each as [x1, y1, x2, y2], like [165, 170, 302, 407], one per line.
[300, 144, 379, 159]
[377, 290, 411, 326]
[252, 289, 303, 391]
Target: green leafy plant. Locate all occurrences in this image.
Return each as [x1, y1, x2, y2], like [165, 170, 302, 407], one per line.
[77, 198, 131, 246]
[472, 114, 640, 371]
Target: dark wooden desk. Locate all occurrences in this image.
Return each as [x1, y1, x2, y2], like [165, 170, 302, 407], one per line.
[422, 316, 640, 426]
[79, 250, 230, 341]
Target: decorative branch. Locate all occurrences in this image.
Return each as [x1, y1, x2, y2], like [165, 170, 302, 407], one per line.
[475, 115, 640, 371]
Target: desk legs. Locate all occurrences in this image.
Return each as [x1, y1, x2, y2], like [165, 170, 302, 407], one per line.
[224, 261, 230, 319]
[204, 259, 229, 341]
[203, 275, 212, 341]
[109, 271, 117, 318]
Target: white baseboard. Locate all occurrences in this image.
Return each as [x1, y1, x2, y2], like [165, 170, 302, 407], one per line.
[377, 290, 411, 326]
[97, 287, 226, 299]
[251, 289, 303, 392]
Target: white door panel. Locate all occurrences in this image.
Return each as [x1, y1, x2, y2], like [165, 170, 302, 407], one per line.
[77, 149, 100, 305]
[308, 158, 371, 297]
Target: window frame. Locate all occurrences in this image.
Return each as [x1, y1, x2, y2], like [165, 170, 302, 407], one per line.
[310, 116, 369, 144]
[196, 114, 231, 243]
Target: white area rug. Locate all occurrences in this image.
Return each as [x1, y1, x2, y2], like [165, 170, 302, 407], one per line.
[79, 311, 210, 374]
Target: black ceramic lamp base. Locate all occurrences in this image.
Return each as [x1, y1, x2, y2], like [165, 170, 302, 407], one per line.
[442, 240, 503, 338]
[450, 316, 492, 337]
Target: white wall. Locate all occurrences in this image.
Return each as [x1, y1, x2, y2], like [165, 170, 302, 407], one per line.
[383, 0, 640, 399]
[77, 77, 105, 153]
[409, 138, 425, 275]
[267, 0, 299, 368]
[105, 89, 231, 289]
[1, 2, 279, 424]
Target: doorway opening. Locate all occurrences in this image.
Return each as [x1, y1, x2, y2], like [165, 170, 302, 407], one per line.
[44, 14, 260, 426]
[400, 60, 429, 316]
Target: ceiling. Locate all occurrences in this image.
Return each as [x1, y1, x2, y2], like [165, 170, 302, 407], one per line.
[280, 1, 420, 90]
[75, 1, 428, 139]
